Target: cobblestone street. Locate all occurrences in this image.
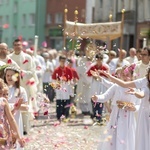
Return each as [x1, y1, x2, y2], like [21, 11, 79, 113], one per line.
[24, 103, 106, 150]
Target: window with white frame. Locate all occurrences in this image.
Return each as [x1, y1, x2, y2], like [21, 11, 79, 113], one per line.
[81, 9, 85, 18]
[6, 0, 9, 4]
[22, 14, 26, 26]
[99, 0, 103, 8]
[13, 27, 17, 37]
[0, 16, 3, 26]
[6, 15, 9, 24]
[5, 38, 8, 44]
[55, 13, 63, 24]
[147, 0, 150, 20]
[47, 13, 52, 24]
[29, 13, 35, 25]
[0, 0, 3, 5]
[14, 2, 18, 13]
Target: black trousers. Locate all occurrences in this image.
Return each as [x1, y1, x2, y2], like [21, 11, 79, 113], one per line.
[56, 99, 71, 120]
[91, 100, 103, 122]
[43, 82, 55, 102]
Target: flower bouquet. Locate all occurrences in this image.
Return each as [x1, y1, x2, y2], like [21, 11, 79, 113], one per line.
[50, 82, 61, 89]
[116, 100, 134, 109]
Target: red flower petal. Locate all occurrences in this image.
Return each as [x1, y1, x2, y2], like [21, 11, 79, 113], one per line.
[2, 24, 9, 29]
[14, 102, 18, 107]
[33, 112, 39, 117]
[7, 59, 12, 64]
[36, 66, 41, 70]
[84, 126, 88, 129]
[42, 41, 47, 48]
[62, 76, 67, 81]
[22, 41, 28, 46]
[23, 59, 29, 64]
[31, 97, 34, 101]
[18, 36, 22, 41]
[20, 71, 25, 78]
[26, 80, 35, 85]
[44, 110, 48, 115]
[23, 137, 30, 143]
[30, 47, 34, 51]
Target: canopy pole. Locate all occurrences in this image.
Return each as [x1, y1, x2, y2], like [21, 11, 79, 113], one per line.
[63, 6, 68, 49]
[107, 13, 113, 50]
[109, 13, 113, 22]
[120, 9, 125, 50]
[72, 9, 78, 50]
[34, 35, 38, 57]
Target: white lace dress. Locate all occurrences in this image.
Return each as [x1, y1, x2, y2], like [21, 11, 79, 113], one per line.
[8, 86, 28, 150]
[96, 84, 140, 150]
[134, 77, 150, 150]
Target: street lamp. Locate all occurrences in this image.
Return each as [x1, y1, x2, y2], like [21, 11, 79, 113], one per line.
[0, 27, 3, 43]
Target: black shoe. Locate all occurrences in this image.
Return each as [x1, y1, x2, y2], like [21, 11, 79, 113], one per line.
[82, 111, 90, 115]
[23, 131, 28, 135]
[34, 115, 38, 120]
[90, 114, 94, 119]
[82, 111, 86, 115]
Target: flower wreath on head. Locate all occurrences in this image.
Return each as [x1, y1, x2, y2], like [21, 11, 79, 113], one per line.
[4, 66, 21, 74]
[123, 63, 136, 75]
[0, 64, 9, 78]
[0, 65, 9, 71]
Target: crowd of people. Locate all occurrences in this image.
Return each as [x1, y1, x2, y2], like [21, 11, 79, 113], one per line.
[0, 38, 149, 150]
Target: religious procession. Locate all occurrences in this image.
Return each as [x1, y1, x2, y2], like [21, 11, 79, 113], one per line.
[0, 0, 150, 150]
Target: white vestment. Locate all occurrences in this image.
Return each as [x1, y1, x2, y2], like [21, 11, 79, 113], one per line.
[76, 57, 92, 113]
[9, 51, 36, 132]
[9, 51, 36, 98]
[134, 77, 150, 150]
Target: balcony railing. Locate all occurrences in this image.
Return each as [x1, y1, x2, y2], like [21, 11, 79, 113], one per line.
[116, 10, 135, 23]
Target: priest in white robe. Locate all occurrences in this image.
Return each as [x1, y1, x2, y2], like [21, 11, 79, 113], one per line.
[9, 39, 36, 134]
[0, 43, 19, 68]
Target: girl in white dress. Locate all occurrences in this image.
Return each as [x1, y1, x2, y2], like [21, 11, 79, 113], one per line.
[92, 65, 140, 150]
[4, 66, 28, 150]
[102, 66, 150, 150]
[0, 78, 25, 149]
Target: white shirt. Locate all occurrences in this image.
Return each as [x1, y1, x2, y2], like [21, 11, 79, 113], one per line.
[109, 58, 130, 74]
[134, 62, 150, 79]
[43, 60, 54, 83]
[125, 56, 138, 64]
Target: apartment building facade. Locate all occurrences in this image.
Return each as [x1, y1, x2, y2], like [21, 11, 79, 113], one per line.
[0, 0, 46, 47]
[94, 0, 150, 50]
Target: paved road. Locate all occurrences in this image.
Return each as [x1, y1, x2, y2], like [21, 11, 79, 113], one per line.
[24, 102, 106, 150]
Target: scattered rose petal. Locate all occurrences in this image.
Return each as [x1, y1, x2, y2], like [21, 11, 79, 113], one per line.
[7, 59, 12, 64]
[36, 66, 41, 70]
[44, 110, 48, 116]
[3, 24, 9, 29]
[23, 59, 29, 64]
[84, 126, 88, 129]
